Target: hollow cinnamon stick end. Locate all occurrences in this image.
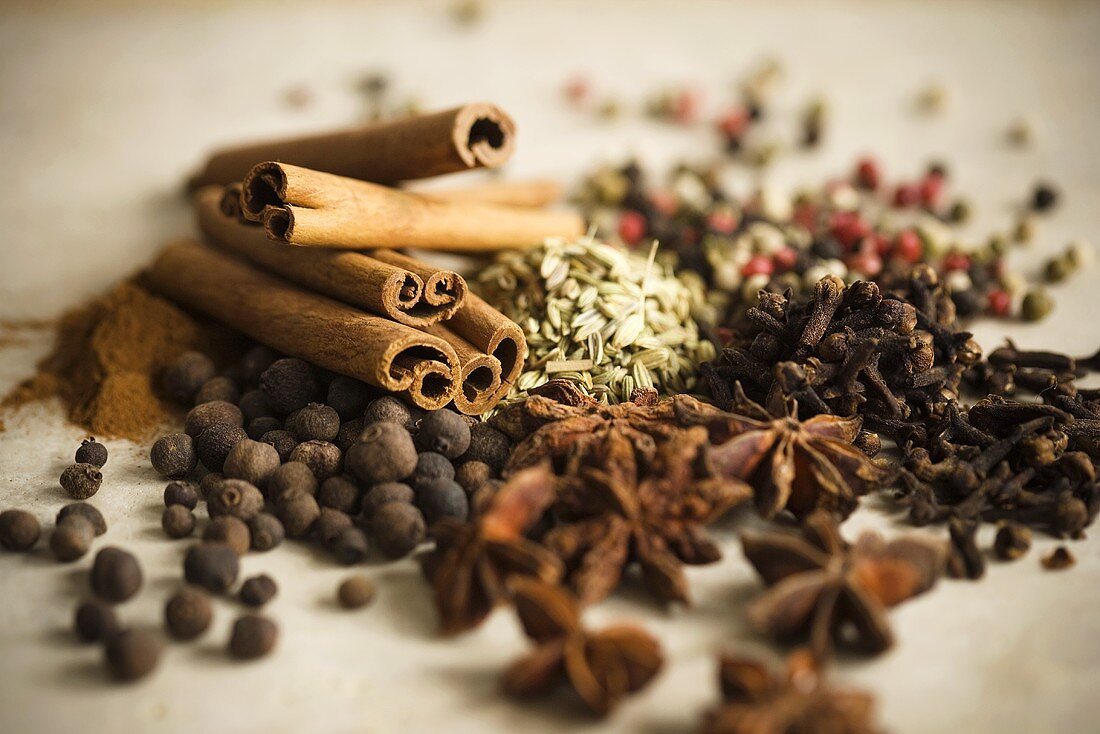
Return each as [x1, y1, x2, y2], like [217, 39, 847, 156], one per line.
[454, 103, 516, 170]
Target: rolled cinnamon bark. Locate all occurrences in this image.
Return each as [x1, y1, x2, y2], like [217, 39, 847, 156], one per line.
[147, 240, 460, 410]
[188, 103, 516, 190]
[419, 179, 564, 209]
[424, 324, 503, 415]
[195, 187, 467, 327]
[443, 291, 528, 408]
[241, 163, 585, 251]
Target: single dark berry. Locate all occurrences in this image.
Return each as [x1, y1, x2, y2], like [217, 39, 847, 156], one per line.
[185, 400, 243, 438]
[411, 452, 455, 488]
[239, 574, 278, 607]
[74, 599, 119, 643]
[416, 479, 469, 525]
[315, 507, 354, 545]
[454, 461, 492, 495]
[346, 422, 417, 484]
[330, 526, 369, 565]
[249, 513, 285, 552]
[288, 440, 342, 481]
[161, 506, 196, 539]
[203, 516, 252, 557]
[195, 422, 248, 473]
[260, 429, 298, 462]
[104, 629, 162, 682]
[239, 345, 278, 385]
[60, 463, 102, 500]
[285, 402, 340, 442]
[360, 482, 414, 519]
[228, 614, 278, 660]
[275, 490, 321, 539]
[50, 516, 95, 561]
[223, 439, 280, 489]
[207, 479, 264, 521]
[414, 410, 471, 459]
[165, 586, 213, 640]
[198, 473, 223, 501]
[335, 418, 366, 453]
[993, 521, 1032, 561]
[326, 376, 376, 420]
[318, 475, 362, 514]
[90, 546, 143, 602]
[267, 461, 317, 501]
[150, 434, 198, 478]
[1031, 182, 1059, 212]
[239, 389, 277, 423]
[1042, 546, 1075, 570]
[337, 575, 376, 609]
[0, 509, 41, 551]
[260, 358, 319, 415]
[371, 502, 426, 559]
[163, 481, 199, 510]
[162, 351, 216, 403]
[184, 543, 240, 593]
[460, 424, 511, 470]
[194, 376, 240, 406]
[247, 416, 284, 441]
[75, 437, 108, 468]
[363, 396, 415, 430]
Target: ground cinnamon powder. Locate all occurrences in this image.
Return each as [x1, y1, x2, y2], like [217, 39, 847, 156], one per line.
[3, 279, 234, 440]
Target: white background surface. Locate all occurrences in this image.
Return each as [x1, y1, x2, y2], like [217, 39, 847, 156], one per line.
[1, 1, 1100, 732]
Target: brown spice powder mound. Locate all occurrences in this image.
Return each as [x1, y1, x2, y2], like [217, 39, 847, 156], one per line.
[3, 279, 234, 440]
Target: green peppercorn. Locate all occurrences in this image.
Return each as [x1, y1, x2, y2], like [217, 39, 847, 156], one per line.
[184, 543, 240, 593]
[1044, 254, 1075, 282]
[104, 629, 162, 682]
[164, 586, 213, 640]
[249, 513, 285, 552]
[150, 433, 198, 478]
[337, 575, 376, 609]
[239, 574, 278, 607]
[347, 422, 418, 484]
[288, 440, 342, 481]
[162, 351, 216, 403]
[74, 599, 119, 643]
[50, 516, 95, 562]
[60, 463, 102, 500]
[415, 410, 471, 459]
[228, 614, 278, 660]
[91, 547, 143, 602]
[184, 400, 243, 438]
[1021, 289, 1054, 321]
[75, 437, 108, 468]
[0, 509, 40, 551]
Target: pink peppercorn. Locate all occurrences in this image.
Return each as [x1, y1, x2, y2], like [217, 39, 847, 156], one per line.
[649, 190, 679, 217]
[672, 89, 702, 125]
[741, 255, 774, 278]
[618, 210, 647, 246]
[987, 289, 1012, 317]
[871, 234, 892, 256]
[793, 203, 817, 230]
[847, 249, 883, 278]
[855, 157, 881, 190]
[893, 230, 923, 262]
[919, 175, 943, 208]
[707, 209, 738, 234]
[830, 212, 870, 251]
[717, 107, 749, 139]
[893, 183, 920, 208]
[564, 74, 590, 106]
[772, 247, 798, 273]
[941, 252, 971, 272]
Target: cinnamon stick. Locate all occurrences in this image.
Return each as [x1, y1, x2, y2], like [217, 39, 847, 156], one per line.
[241, 162, 584, 250]
[147, 240, 460, 410]
[195, 187, 467, 327]
[424, 324, 502, 415]
[442, 291, 528, 408]
[188, 103, 516, 190]
[419, 179, 565, 209]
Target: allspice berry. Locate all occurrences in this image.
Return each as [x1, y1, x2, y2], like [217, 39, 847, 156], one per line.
[163, 480, 199, 510]
[185, 400, 243, 438]
[460, 424, 511, 470]
[337, 575, 376, 609]
[318, 475, 362, 514]
[285, 402, 340, 442]
[161, 505, 196, 539]
[203, 516, 252, 557]
[247, 416, 283, 441]
[455, 461, 493, 494]
[74, 599, 119, 643]
[184, 543, 240, 593]
[199, 472, 225, 500]
[260, 429, 299, 462]
[223, 439, 280, 489]
[195, 422, 248, 473]
[330, 526, 369, 565]
[360, 482, 414, 519]
[57, 502, 107, 536]
[363, 396, 415, 430]
[91, 547, 144, 602]
[346, 422, 417, 484]
[249, 513, 285, 552]
[275, 490, 321, 539]
[239, 389, 276, 423]
[228, 614, 278, 660]
[415, 479, 469, 525]
[288, 440, 342, 481]
[326, 376, 375, 420]
[0, 509, 41, 551]
[162, 351, 216, 403]
[314, 507, 353, 546]
[371, 502, 426, 559]
[415, 409, 471, 459]
[194, 376, 240, 406]
[75, 437, 109, 468]
[260, 358, 319, 415]
[50, 516, 95, 561]
[207, 479, 265, 521]
[150, 434, 198, 478]
[239, 345, 277, 385]
[335, 418, 366, 453]
[267, 461, 317, 501]
[239, 574, 278, 607]
[104, 629, 162, 682]
[60, 463, 102, 500]
[410, 452, 455, 488]
[165, 586, 213, 640]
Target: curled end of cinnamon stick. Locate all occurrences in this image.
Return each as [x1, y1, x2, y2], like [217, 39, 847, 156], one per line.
[219, 183, 244, 219]
[453, 354, 504, 415]
[241, 161, 289, 223]
[453, 103, 515, 170]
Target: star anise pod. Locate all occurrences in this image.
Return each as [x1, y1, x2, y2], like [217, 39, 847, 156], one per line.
[742, 511, 944, 659]
[422, 463, 563, 635]
[701, 649, 882, 734]
[502, 578, 664, 717]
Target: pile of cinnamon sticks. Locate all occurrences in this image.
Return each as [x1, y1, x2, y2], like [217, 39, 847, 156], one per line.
[149, 103, 584, 414]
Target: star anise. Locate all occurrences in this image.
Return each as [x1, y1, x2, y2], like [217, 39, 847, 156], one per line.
[502, 577, 664, 717]
[422, 463, 563, 635]
[701, 649, 882, 734]
[742, 511, 944, 659]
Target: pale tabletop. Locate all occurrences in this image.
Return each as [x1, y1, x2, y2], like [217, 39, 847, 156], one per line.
[1, 1, 1099, 733]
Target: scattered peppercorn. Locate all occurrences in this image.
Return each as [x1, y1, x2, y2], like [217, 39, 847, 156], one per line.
[75, 437, 108, 468]
[285, 402, 340, 442]
[163, 480, 199, 510]
[1021, 288, 1054, 322]
[184, 400, 244, 438]
[319, 475, 362, 514]
[203, 516, 252, 557]
[267, 462, 317, 502]
[104, 628, 162, 682]
[360, 482, 415, 519]
[74, 599, 119, 643]
[415, 478, 469, 525]
[1041, 546, 1075, 570]
[260, 429, 299, 462]
[184, 543, 240, 593]
[454, 461, 492, 495]
[334, 418, 366, 453]
[371, 502, 426, 559]
[276, 490, 321, 539]
[207, 479, 265, 521]
[239, 389, 276, 423]
[50, 516, 95, 562]
[164, 586, 213, 640]
[249, 513, 285, 552]
[199, 472, 224, 500]
[162, 351, 216, 403]
[239, 574, 279, 607]
[337, 575, 376, 609]
[347, 422, 418, 484]
[194, 376, 240, 406]
[330, 526, 369, 565]
[56, 502, 107, 535]
[228, 614, 279, 660]
[315, 507, 354, 545]
[1031, 182, 1059, 212]
[363, 396, 416, 430]
[150, 433, 198, 478]
[326, 376, 375, 420]
[0, 509, 40, 551]
[459, 424, 511, 470]
[161, 505, 195, 539]
[993, 522, 1032, 561]
[195, 422, 248, 473]
[223, 439, 280, 489]
[59, 463, 102, 500]
[415, 409, 471, 458]
[260, 358, 319, 415]
[288, 440, 342, 480]
[91, 547, 144, 602]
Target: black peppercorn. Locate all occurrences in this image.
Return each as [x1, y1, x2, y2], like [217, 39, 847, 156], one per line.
[415, 478, 469, 525]
[318, 475, 362, 514]
[249, 513, 285, 552]
[360, 482, 414, 519]
[239, 345, 278, 385]
[260, 429, 299, 462]
[60, 463, 102, 500]
[267, 461, 318, 501]
[104, 628, 162, 682]
[75, 437, 108, 468]
[410, 452, 455, 488]
[288, 440, 342, 481]
[371, 502, 426, 559]
[163, 351, 216, 403]
[184, 542, 240, 593]
[285, 402, 340, 442]
[363, 396, 416, 430]
[239, 389, 277, 423]
[203, 516, 252, 556]
[150, 433, 198, 478]
[459, 424, 511, 470]
[50, 516, 95, 561]
[162, 505, 196, 539]
[454, 461, 492, 495]
[185, 400, 244, 438]
[276, 490, 321, 538]
[90, 546, 143, 602]
[195, 422, 248, 473]
[415, 409, 471, 459]
[337, 575, 376, 609]
[163, 480, 199, 510]
[223, 439, 280, 489]
[194, 376, 240, 406]
[1031, 182, 1059, 212]
[326, 376, 375, 420]
[74, 599, 119, 643]
[55, 505, 104, 537]
[260, 358, 319, 415]
[346, 422, 417, 484]
[335, 418, 366, 453]
[315, 507, 353, 545]
[228, 614, 278, 660]
[0, 509, 41, 551]
[239, 574, 278, 607]
[207, 478, 264, 521]
[330, 526, 369, 564]
[165, 586, 213, 640]
[247, 416, 284, 441]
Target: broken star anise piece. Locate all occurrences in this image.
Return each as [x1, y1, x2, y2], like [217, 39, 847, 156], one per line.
[502, 577, 664, 717]
[422, 463, 563, 636]
[701, 649, 882, 734]
[741, 511, 945, 659]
